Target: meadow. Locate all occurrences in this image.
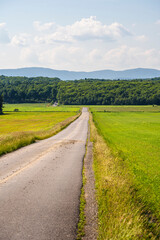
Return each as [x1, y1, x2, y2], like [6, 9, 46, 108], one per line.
[0, 104, 80, 156]
[0, 112, 78, 136]
[90, 106, 160, 239]
[90, 105, 160, 112]
[4, 103, 80, 112]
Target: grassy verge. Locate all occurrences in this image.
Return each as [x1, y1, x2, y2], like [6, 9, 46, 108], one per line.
[90, 113, 159, 239]
[76, 166, 86, 240]
[76, 133, 88, 240]
[0, 112, 80, 156]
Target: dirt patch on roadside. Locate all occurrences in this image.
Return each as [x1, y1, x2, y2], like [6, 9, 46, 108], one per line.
[82, 129, 98, 240]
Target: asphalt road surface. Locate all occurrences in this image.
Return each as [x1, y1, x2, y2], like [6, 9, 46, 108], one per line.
[0, 108, 89, 240]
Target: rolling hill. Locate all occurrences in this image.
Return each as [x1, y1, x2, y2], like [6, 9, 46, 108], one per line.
[0, 67, 160, 80]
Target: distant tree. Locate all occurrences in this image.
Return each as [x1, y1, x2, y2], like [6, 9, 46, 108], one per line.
[0, 95, 3, 114]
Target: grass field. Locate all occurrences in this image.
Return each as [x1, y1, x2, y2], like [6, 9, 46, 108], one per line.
[90, 105, 160, 112]
[4, 103, 80, 112]
[0, 112, 77, 136]
[90, 107, 160, 239]
[0, 106, 80, 156]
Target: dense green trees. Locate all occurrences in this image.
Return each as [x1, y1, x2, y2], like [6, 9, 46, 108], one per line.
[0, 75, 160, 105]
[57, 79, 160, 105]
[0, 76, 60, 103]
[0, 95, 3, 114]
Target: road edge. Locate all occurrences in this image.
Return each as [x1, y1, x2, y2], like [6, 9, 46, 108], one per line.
[76, 113, 98, 240]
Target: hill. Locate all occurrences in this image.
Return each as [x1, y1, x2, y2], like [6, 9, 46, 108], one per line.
[0, 67, 160, 80]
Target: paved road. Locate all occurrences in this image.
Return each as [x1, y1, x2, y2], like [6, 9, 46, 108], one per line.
[0, 108, 89, 240]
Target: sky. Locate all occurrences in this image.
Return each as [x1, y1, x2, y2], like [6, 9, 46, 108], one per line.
[0, 0, 160, 71]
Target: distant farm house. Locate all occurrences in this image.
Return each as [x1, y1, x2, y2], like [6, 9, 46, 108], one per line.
[53, 102, 58, 107]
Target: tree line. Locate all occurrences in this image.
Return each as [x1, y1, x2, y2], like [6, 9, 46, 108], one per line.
[0, 75, 160, 105]
[0, 94, 3, 114]
[0, 76, 60, 103]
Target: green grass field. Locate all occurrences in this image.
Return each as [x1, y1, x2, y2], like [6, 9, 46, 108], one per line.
[90, 105, 160, 112]
[90, 107, 160, 239]
[93, 111, 160, 211]
[4, 103, 80, 112]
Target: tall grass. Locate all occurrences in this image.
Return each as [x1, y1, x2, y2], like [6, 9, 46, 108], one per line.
[0, 112, 77, 135]
[0, 112, 80, 156]
[91, 111, 160, 239]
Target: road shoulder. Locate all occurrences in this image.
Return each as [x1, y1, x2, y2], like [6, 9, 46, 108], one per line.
[77, 122, 98, 240]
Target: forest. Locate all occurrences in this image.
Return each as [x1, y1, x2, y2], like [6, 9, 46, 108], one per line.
[0, 75, 160, 105]
[0, 94, 3, 114]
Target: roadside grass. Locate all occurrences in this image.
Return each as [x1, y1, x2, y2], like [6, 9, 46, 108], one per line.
[90, 105, 160, 112]
[76, 166, 86, 240]
[91, 110, 160, 239]
[4, 103, 80, 112]
[0, 111, 80, 156]
[76, 135, 88, 240]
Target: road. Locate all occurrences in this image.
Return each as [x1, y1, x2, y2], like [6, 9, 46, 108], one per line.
[0, 108, 89, 240]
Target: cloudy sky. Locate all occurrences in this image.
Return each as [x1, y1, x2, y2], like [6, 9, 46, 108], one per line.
[0, 0, 160, 71]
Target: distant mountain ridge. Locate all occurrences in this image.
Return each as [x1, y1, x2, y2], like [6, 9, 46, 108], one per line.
[0, 67, 160, 80]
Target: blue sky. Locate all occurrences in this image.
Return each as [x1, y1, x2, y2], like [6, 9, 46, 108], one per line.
[0, 0, 160, 71]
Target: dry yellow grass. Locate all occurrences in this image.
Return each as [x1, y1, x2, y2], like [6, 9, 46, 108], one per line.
[0, 113, 80, 156]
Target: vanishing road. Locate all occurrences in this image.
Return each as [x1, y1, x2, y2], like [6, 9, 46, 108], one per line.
[0, 108, 89, 240]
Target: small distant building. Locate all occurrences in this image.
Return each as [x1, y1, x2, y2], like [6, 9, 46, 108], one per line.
[53, 102, 58, 107]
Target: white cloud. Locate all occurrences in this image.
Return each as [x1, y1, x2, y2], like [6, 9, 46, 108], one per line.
[132, 23, 136, 27]
[135, 35, 147, 42]
[0, 23, 6, 28]
[11, 33, 31, 47]
[0, 41, 160, 71]
[34, 36, 46, 44]
[38, 45, 85, 68]
[0, 17, 160, 71]
[34, 17, 131, 44]
[0, 22, 10, 44]
[27, 43, 160, 71]
[33, 21, 56, 31]
[20, 47, 38, 63]
[155, 20, 160, 25]
[101, 46, 160, 70]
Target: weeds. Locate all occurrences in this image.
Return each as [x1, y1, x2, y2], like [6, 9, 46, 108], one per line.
[76, 166, 86, 240]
